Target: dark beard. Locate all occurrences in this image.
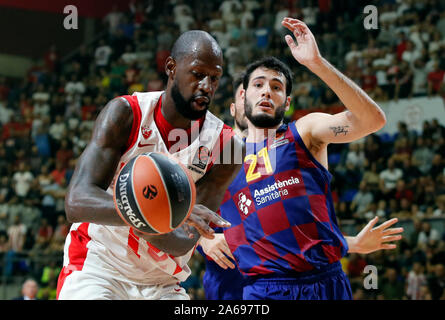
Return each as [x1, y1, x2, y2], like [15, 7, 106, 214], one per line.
[171, 82, 208, 120]
[244, 98, 285, 128]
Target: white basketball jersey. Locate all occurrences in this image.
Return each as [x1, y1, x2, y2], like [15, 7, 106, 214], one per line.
[61, 91, 225, 286]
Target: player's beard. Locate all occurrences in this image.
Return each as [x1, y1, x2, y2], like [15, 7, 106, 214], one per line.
[234, 110, 248, 132]
[244, 97, 286, 128]
[171, 81, 209, 120]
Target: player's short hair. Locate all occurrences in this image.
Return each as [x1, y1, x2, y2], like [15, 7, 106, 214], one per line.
[171, 30, 221, 62]
[232, 72, 245, 97]
[243, 56, 293, 96]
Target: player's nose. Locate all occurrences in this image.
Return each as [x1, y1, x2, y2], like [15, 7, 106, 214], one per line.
[198, 76, 212, 94]
[261, 86, 272, 99]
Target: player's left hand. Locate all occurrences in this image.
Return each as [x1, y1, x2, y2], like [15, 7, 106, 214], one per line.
[281, 17, 322, 68]
[349, 217, 404, 254]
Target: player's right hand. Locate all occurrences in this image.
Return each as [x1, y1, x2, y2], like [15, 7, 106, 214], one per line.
[183, 204, 231, 239]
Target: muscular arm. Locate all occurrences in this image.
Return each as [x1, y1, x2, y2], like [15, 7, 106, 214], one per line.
[65, 97, 132, 225]
[297, 59, 386, 145]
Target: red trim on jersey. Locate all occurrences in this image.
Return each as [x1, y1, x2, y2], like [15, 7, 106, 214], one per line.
[121, 95, 142, 154]
[56, 223, 91, 299]
[206, 124, 234, 172]
[154, 95, 205, 151]
[173, 264, 183, 275]
[128, 228, 141, 258]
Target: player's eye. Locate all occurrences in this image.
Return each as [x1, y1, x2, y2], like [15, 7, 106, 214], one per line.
[192, 71, 204, 79]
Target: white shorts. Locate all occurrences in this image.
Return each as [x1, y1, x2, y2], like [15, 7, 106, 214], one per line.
[58, 269, 190, 300]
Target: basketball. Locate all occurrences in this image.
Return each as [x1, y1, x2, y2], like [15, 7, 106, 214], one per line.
[113, 152, 196, 235]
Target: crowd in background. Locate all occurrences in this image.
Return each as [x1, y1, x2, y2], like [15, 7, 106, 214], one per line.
[0, 0, 445, 300]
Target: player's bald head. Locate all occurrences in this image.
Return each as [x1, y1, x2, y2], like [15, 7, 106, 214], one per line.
[171, 30, 222, 62]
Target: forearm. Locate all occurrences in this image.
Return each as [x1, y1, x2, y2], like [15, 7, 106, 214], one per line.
[307, 58, 386, 128]
[65, 185, 125, 226]
[345, 236, 359, 253]
[143, 226, 201, 256]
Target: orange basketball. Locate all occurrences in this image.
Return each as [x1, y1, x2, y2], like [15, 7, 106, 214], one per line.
[113, 152, 196, 235]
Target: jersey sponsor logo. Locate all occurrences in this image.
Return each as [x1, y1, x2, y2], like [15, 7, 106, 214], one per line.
[141, 126, 152, 139]
[270, 132, 289, 149]
[192, 146, 210, 170]
[187, 165, 204, 175]
[138, 142, 155, 148]
[138, 126, 154, 147]
[143, 185, 158, 199]
[238, 192, 253, 215]
[253, 176, 300, 206]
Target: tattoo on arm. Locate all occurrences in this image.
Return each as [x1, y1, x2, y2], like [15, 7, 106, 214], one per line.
[330, 125, 349, 136]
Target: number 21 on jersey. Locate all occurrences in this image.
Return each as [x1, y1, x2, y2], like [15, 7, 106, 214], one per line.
[244, 147, 273, 182]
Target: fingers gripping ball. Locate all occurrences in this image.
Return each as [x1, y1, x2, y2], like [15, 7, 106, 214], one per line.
[113, 152, 196, 235]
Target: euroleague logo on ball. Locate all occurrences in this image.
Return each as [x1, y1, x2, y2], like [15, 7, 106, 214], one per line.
[143, 185, 158, 200]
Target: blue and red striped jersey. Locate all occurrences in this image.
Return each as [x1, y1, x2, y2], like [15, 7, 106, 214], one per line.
[220, 122, 348, 277]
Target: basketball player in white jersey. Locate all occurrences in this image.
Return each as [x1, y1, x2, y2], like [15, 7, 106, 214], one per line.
[57, 31, 244, 300]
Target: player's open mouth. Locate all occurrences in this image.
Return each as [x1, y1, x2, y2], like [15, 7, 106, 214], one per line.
[257, 100, 274, 110]
[193, 96, 209, 110]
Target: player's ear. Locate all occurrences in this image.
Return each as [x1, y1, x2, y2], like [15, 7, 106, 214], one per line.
[239, 88, 246, 101]
[285, 96, 291, 111]
[230, 103, 235, 117]
[165, 57, 176, 78]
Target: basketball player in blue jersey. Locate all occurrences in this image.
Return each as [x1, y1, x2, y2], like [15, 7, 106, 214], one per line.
[197, 75, 247, 300]
[219, 18, 404, 300]
[199, 71, 401, 300]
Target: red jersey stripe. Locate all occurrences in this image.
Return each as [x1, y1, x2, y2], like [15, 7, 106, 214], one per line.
[56, 223, 91, 299]
[121, 95, 142, 154]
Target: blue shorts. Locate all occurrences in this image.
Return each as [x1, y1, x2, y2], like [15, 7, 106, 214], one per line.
[203, 261, 246, 300]
[243, 262, 352, 300]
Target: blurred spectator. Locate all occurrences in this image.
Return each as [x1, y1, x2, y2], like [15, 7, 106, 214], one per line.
[37, 279, 57, 300]
[12, 278, 39, 300]
[94, 39, 113, 70]
[379, 158, 403, 192]
[174, 5, 195, 33]
[49, 215, 70, 252]
[49, 115, 67, 143]
[35, 218, 53, 250]
[412, 137, 434, 175]
[7, 215, 26, 253]
[104, 4, 124, 34]
[427, 61, 445, 96]
[12, 162, 34, 199]
[418, 221, 441, 247]
[406, 261, 427, 300]
[362, 202, 386, 221]
[44, 44, 59, 73]
[56, 139, 74, 170]
[350, 181, 374, 216]
[347, 253, 367, 280]
[379, 267, 406, 299]
[428, 263, 445, 300]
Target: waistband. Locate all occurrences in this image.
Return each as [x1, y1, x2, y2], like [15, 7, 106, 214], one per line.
[246, 261, 344, 284]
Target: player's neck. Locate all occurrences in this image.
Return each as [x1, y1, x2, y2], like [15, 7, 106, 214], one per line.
[161, 92, 193, 129]
[234, 126, 248, 139]
[246, 122, 281, 143]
